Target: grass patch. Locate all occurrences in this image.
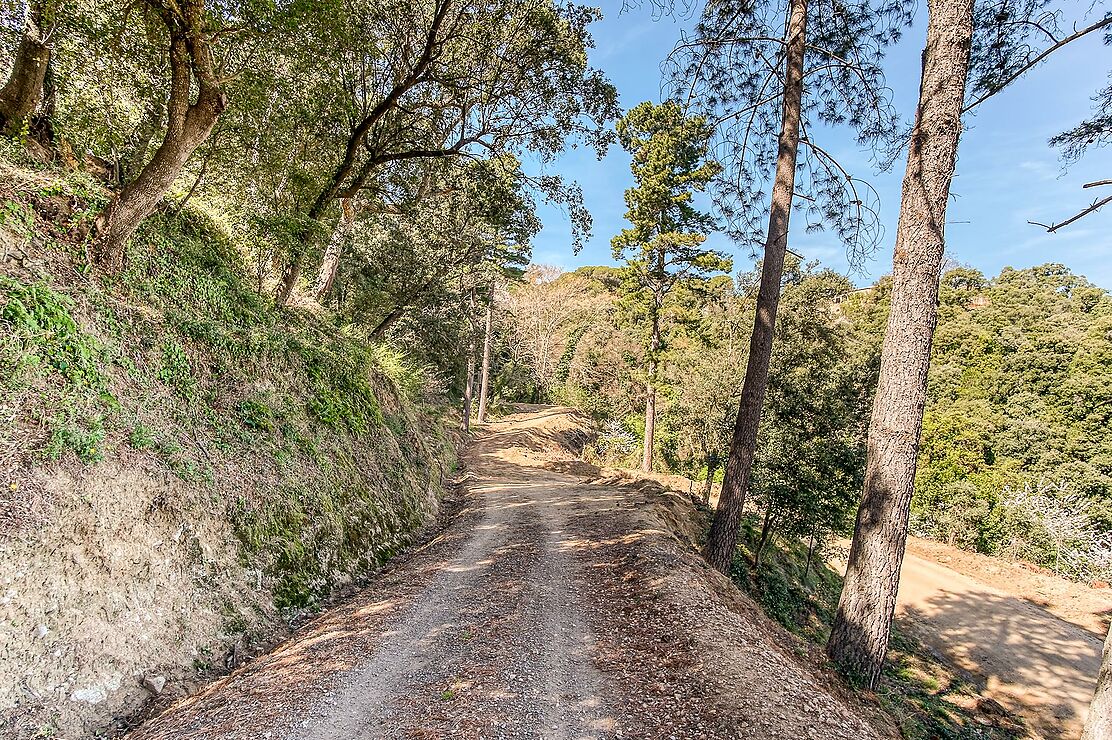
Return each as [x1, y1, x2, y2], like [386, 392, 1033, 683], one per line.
[44, 415, 105, 463]
[1, 276, 105, 387]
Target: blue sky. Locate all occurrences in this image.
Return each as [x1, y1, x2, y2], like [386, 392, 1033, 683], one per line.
[528, 0, 1112, 288]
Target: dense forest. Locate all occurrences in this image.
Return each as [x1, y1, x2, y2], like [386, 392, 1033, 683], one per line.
[498, 260, 1112, 581]
[1, 0, 1111, 736]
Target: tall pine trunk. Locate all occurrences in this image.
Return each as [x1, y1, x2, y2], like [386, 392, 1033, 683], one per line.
[92, 4, 226, 271]
[0, 4, 50, 138]
[704, 0, 807, 572]
[1083, 623, 1112, 739]
[476, 301, 494, 423]
[825, 0, 973, 688]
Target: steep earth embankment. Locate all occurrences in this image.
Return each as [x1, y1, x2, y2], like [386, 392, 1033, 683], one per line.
[0, 161, 456, 739]
[128, 405, 897, 740]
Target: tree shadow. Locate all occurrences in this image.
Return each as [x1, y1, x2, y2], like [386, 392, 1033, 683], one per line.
[898, 588, 1104, 738]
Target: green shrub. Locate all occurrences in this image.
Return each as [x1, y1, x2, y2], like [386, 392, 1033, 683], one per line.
[44, 416, 105, 463]
[128, 423, 155, 450]
[238, 398, 274, 431]
[157, 338, 196, 399]
[0, 199, 34, 237]
[0, 277, 103, 387]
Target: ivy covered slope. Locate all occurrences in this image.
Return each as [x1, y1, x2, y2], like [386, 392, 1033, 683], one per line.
[0, 156, 455, 737]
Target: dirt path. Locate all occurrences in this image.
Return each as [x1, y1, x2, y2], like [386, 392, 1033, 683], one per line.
[893, 545, 1110, 739]
[127, 406, 891, 740]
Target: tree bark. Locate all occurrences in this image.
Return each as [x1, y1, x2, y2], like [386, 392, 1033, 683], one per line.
[0, 4, 50, 138]
[825, 0, 973, 689]
[461, 290, 477, 432]
[462, 338, 476, 432]
[1083, 622, 1112, 740]
[704, 0, 807, 572]
[91, 2, 226, 271]
[368, 276, 438, 340]
[642, 296, 661, 472]
[314, 198, 354, 303]
[476, 300, 494, 423]
[370, 304, 408, 341]
[275, 254, 302, 305]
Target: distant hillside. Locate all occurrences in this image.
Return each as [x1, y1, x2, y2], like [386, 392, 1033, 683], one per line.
[501, 261, 1112, 581]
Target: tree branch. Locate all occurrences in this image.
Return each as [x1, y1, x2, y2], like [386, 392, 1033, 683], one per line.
[964, 15, 1112, 113]
[1029, 194, 1112, 232]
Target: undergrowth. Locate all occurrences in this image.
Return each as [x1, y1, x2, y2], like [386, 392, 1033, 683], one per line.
[728, 518, 1028, 740]
[0, 164, 454, 613]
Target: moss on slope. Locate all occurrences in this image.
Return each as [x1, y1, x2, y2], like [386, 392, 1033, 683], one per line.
[0, 157, 456, 737]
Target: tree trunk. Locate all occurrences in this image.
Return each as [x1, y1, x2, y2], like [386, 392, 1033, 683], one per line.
[276, 187, 339, 305]
[276, 257, 301, 305]
[314, 198, 355, 303]
[0, 6, 50, 138]
[476, 300, 494, 423]
[753, 504, 775, 571]
[462, 338, 475, 433]
[642, 296, 661, 472]
[703, 452, 719, 503]
[91, 9, 226, 271]
[804, 525, 817, 583]
[368, 277, 438, 340]
[461, 290, 477, 432]
[1083, 622, 1112, 740]
[825, 0, 973, 689]
[370, 304, 407, 341]
[704, 0, 807, 572]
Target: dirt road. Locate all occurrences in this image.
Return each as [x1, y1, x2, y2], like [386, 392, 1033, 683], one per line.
[128, 406, 890, 740]
[893, 545, 1109, 739]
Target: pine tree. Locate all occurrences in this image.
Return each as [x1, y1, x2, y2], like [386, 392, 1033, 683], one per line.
[670, 0, 913, 571]
[611, 101, 729, 472]
[826, 0, 1111, 688]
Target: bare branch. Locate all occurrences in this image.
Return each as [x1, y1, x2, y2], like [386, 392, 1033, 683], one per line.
[1030, 194, 1112, 232]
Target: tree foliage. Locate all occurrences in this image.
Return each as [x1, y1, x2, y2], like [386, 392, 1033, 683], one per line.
[666, 0, 913, 259]
[502, 259, 1112, 585]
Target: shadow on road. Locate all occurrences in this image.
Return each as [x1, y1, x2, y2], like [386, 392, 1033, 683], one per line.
[899, 588, 1103, 738]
